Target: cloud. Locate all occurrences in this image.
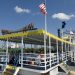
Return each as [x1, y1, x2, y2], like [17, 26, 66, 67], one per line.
[52, 13, 75, 21]
[14, 6, 31, 13]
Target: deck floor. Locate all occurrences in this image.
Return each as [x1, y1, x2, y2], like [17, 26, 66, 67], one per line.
[0, 73, 3, 75]
[57, 72, 67, 75]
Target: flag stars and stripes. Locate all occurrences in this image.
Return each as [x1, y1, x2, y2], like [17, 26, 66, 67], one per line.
[39, 3, 47, 14]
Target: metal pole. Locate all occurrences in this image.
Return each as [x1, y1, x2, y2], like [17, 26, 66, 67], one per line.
[68, 44, 70, 60]
[65, 43, 67, 62]
[6, 38, 8, 66]
[61, 28, 64, 61]
[49, 37, 51, 67]
[44, 34, 46, 70]
[62, 42, 63, 61]
[21, 36, 24, 68]
[45, 0, 47, 32]
[44, 0, 47, 70]
[56, 40, 59, 64]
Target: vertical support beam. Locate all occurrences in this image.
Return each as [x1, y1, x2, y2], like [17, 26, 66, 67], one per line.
[21, 36, 23, 68]
[49, 37, 51, 67]
[69, 44, 71, 59]
[44, 34, 46, 70]
[68, 44, 70, 60]
[62, 42, 63, 61]
[56, 40, 59, 64]
[65, 43, 67, 62]
[6, 38, 8, 66]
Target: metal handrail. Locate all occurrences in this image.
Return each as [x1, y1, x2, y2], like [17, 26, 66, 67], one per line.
[19, 53, 58, 69]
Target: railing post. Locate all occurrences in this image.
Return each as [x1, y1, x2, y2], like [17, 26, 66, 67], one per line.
[49, 37, 51, 67]
[56, 40, 59, 64]
[62, 42, 63, 61]
[6, 38, 8, 66]
[21, 36, 24, 68]
[68, 44, 70, 60]
[65, 43, 67, 62]
[44, 34, 46, 70]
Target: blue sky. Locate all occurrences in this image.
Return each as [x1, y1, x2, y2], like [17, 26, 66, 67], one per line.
[0, 0, 75, 35]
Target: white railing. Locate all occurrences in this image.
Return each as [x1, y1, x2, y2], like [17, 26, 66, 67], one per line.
[62, 51, 71, 61]
[63, 52, 66, 61]
[19, 53, 45, 68]
[19, 53, 58, 70]
[0, 52, 9, 64]
[51, 53, 57, 66]
[0, 52, 9, 72]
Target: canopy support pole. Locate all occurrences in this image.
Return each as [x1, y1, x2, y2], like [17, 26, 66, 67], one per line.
[56, 40, 59, 64]
[49, 37, 51, 67]
[44, 34, 46, 70]
[21, 36, 24, 68]
[62, 42, 63, 61]
[6, 38, 8, 66]
[65, 43, 67, 62]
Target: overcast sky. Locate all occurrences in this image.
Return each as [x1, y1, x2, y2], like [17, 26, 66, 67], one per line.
[0, 0, 75, 35]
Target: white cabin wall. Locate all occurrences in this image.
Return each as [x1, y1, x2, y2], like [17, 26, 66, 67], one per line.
[18, 69, 41, 75]
[49, 67, 58, 75]
[18, 67, 58, 75]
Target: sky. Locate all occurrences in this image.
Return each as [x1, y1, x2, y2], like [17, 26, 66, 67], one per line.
[0, 0, 75, 36]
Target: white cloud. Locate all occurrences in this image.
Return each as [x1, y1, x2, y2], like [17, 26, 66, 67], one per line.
[14, 6, 31, 13]
[52, 13, 75, 21]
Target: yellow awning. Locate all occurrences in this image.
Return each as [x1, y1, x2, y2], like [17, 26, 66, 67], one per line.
[0, 29, 74, 46]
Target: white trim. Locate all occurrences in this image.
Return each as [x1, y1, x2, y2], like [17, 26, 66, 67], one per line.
[19, 64, 59, 74]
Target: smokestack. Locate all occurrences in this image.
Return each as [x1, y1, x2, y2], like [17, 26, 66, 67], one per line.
[62, 21, 66, 29]
[58, 29, 61, 38]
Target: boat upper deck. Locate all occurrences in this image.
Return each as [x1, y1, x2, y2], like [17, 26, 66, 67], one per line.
[0, 29, 75, 73]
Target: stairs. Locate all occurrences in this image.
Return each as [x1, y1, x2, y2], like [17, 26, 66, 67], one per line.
[3, 65, 20, 75]
[59, 63, 69, 74]
[4, 69, 15, 75]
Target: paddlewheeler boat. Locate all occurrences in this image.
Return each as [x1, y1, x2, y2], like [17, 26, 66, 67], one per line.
[0, 29, 74, 75]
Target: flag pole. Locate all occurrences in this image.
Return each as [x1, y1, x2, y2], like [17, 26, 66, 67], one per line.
[45, 0, 47, 32]
[44, 0, 47, 70]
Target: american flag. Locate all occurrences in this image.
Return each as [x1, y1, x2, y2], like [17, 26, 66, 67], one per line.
[39, 3, 47, 14]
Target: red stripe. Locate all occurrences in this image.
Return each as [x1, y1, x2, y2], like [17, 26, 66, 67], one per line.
[39, 3, 47, 15]
[39, 3, 46, 10]
[41, 9, 47, 14]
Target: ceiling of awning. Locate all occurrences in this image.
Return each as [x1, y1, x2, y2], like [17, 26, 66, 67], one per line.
[0, 29, 74, 46]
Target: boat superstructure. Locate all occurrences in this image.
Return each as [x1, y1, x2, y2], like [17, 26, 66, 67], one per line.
[0, 29, 75, 75]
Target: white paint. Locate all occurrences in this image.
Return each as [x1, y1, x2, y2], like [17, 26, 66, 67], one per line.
[18, 66, 58, 75]
[49, 67, 58, 75]
[18, 69, 41, 75]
